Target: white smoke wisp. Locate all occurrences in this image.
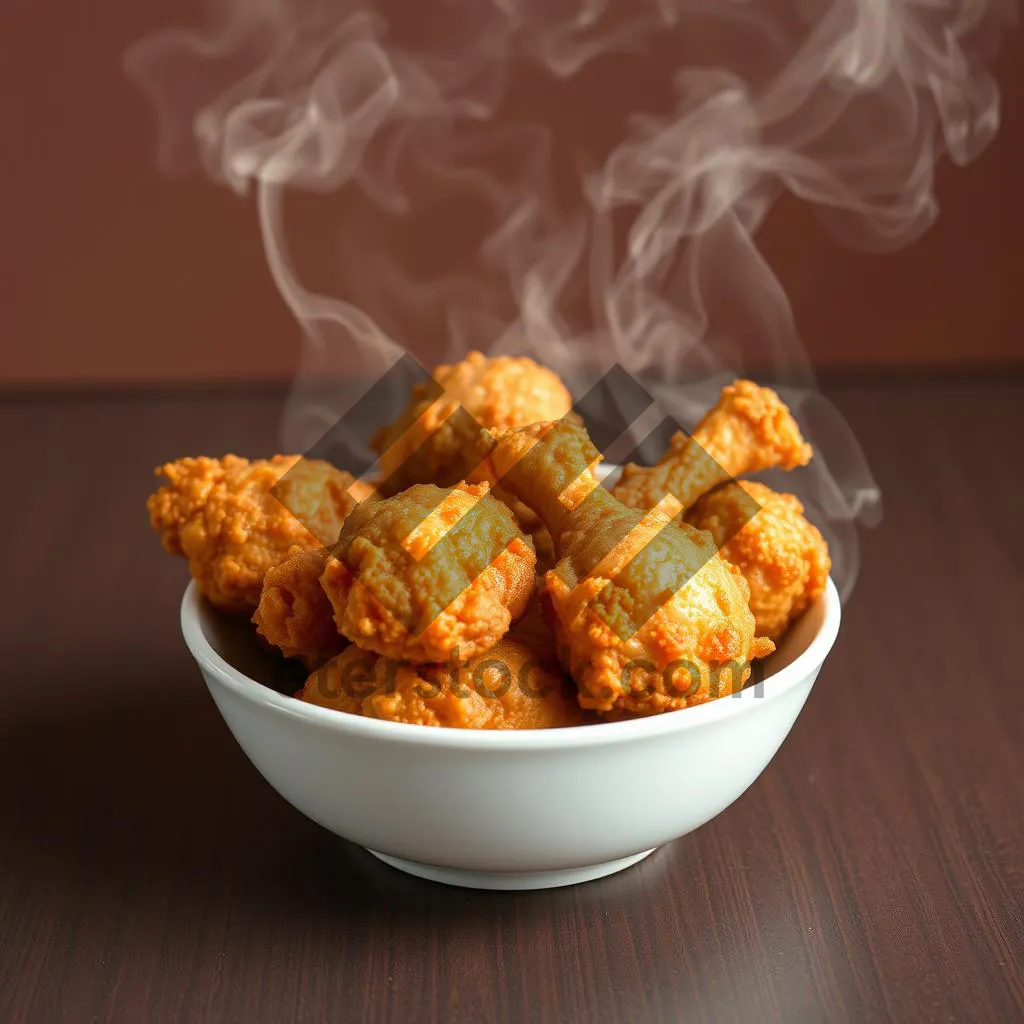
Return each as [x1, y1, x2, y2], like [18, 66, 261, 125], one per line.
[126, 0, 1014, 596]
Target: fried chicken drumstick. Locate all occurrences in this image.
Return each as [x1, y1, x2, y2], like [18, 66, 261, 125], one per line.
[686, 481, 830, 641]
[320, 481, 536, 664]
[610, 380, 827, 643]
[252, 547, 345, 668]
[612, 380, 812, 512]
[476, 421, 774, 716]
[147, 455, 366, 613]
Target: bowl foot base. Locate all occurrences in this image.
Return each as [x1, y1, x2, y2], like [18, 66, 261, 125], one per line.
[366, 847, 657, 890]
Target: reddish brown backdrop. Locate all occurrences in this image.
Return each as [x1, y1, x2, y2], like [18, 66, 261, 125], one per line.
[2, 1, 1021, 385]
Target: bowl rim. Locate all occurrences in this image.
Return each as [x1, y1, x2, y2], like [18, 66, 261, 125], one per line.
[181, 576, 841, 751]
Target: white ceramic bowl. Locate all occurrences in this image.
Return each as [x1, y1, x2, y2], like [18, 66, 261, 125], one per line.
[180, 575, 840, 890]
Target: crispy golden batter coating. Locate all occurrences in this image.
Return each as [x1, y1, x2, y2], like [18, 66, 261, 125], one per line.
[320, 481, 536, 663]
[372, 351, 573, 495]
[687, 482, 830, 641]
[613, 380, 812, 512]
[149, 366, 832, 732]
[147, 455, 366, 613]
[523, 516, 557, 571]
[297, 633, 584, 729]
[252, 547, 345, 668]
[477, 421, 774, 717]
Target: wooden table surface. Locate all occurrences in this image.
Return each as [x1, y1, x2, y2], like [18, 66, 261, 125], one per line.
[1, 380, 1021, 1023]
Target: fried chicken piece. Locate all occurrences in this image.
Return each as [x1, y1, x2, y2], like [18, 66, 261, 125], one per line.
[371, 351, 573, 495]
[294, 645, 368, 718]
[686, 481, 830, 642]
[297, 632, 584, 729]
[147, 455, 368, 613]
[476, 421, 774, 717]
[320, 481, 536, 664]
[612, 380, 812, 512]
[252, 547, 346, 668]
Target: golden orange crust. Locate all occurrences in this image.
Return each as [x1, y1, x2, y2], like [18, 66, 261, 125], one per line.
[147, 455, 365, 613]
[522, 513, 557, 571]
[297, 634, 584, 729]
[321, 482, 536, 663]
[372, 351, 573, 494]
[478, 421, 774, 717]
[687, 481, 830, 641]
[147, 367, 832, 731]
[613, 380, 812, 511]
[252, 547, 346, 668]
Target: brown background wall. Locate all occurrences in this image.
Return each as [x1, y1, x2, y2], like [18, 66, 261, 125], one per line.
[2, 2, 1021, 386]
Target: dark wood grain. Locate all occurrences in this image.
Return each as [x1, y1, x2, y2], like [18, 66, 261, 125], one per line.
[1, 381, 1022, 1023]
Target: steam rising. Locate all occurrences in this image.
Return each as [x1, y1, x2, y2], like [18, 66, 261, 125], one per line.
[126, 0, 1013, 595]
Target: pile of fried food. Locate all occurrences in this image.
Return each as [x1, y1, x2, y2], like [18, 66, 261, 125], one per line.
[148, 351, 830, 729]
